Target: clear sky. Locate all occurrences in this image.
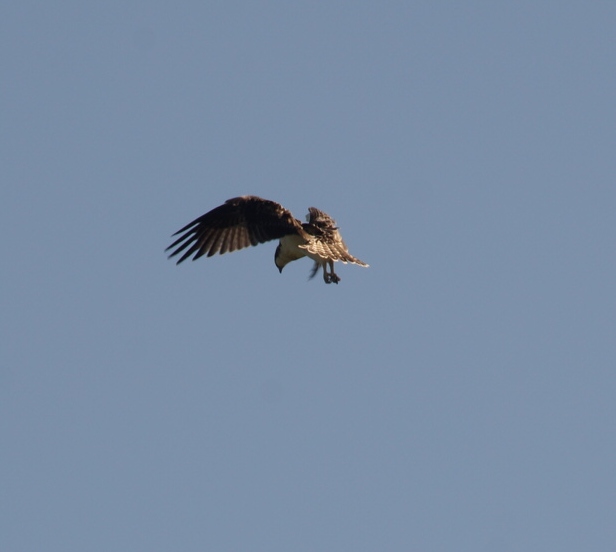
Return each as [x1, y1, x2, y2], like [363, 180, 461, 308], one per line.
[2, 2, 615, 551]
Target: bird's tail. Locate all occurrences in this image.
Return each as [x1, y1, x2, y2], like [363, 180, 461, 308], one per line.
[308, 261, 320, 279]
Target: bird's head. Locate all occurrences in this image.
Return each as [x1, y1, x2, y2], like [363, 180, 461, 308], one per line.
[274, 244, 286, 273]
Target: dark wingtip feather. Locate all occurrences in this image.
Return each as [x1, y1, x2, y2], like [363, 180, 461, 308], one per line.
[166, 196, 301, 266]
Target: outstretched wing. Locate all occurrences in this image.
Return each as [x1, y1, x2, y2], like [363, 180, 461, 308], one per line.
[301, 207, 369, 266]
[166, 196, 302, 264]
[301, 234, 369, 266]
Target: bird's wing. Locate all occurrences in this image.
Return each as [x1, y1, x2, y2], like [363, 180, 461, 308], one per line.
[166, 196, 302, 264]
[301, 207, 369, 266]
[301, 233, 369, 266]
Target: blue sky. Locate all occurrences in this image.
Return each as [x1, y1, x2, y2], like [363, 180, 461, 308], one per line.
[2, 2, 615, 550]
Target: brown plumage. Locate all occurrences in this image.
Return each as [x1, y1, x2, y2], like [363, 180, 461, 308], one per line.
[166, 196, 368, 284]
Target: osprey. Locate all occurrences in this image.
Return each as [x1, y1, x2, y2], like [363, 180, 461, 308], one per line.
[166, 195, 368, 284]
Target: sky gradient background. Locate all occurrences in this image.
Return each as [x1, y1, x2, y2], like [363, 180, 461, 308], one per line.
[2, 2, 616, 551]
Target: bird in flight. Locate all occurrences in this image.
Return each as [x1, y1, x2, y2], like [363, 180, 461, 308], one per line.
[166, 195, 368, 284]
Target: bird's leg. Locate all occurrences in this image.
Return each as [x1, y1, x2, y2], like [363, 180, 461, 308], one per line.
[320, 261, 340, 284]
[322, 262, 332, 284]
[328, 261, 340, 284]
